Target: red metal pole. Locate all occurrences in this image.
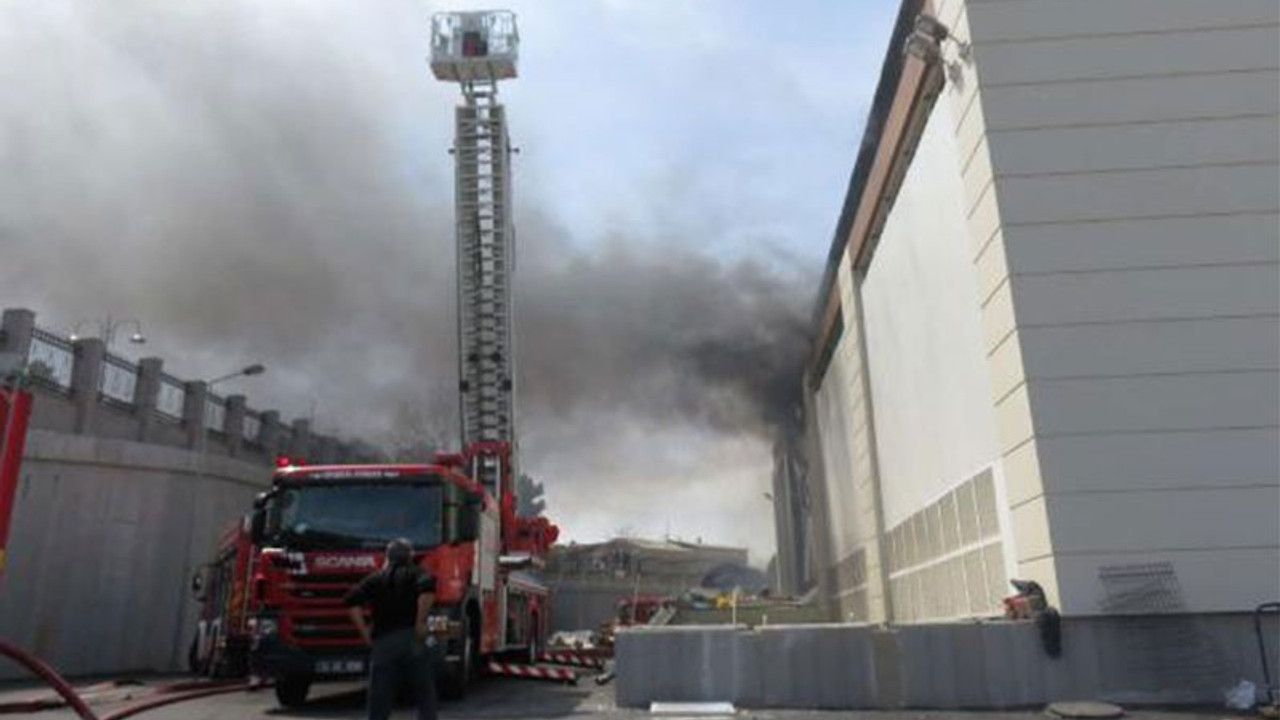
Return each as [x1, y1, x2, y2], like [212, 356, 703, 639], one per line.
[0, 387, 32, 579]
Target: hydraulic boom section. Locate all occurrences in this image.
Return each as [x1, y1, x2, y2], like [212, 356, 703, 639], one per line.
[431, 11, 519, 498]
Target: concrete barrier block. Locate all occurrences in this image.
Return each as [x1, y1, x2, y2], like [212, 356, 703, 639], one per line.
[981, 620, 1047, 707]
[926, 626, 961, 708]
[1054, 617, 1100, 702]
[615, 627, 739, 707]
[893, 623, 945, 707]
[870, 626, 904, 707]
[755, 624, 875, 708]
[1088, 615, 1221, 705]
[732, 630, 764, 707]
[611, 617, 1271, 711]
[949, 622, 989, 708]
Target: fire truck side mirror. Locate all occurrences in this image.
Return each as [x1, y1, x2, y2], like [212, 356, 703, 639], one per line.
[190, 566, 209, 602]
[249, 509, 266, 544]
[457, 491, 483, 542]
[249, 491, 269, 543]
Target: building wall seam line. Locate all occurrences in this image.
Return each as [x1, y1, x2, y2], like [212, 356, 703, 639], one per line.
[983, 66, 1280, 91]
[996, 159, 1280, 181]
[973, 21, 1280, 47]
[1012, 259, 1280, 279]
[1002, 207, 1280, 229]
[1013, 312, 1280, 331]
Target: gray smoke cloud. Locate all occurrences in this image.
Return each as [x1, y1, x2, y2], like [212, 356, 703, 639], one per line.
[0, 1, 812, 555]
[517, 241, 809, 436]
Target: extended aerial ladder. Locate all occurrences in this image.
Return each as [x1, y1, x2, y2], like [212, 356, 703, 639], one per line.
[431, 11, 519, 502]
[429, 11, 579, 686]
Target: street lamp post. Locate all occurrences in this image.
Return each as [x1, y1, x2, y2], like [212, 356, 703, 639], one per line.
[200, 364, 267, 457]
[68, 316, 146, 349]
[763, 492, 783, 595]
[175, 362, 266, 671]
[208, 364, 266, 389]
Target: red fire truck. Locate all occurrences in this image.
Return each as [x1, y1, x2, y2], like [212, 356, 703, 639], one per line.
[191, 443, 558, 706]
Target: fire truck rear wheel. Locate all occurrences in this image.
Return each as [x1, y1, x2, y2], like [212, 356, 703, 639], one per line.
[186, 637, 203, 675]
[274, 673, 311, 707]
[527, 613, 540, 665]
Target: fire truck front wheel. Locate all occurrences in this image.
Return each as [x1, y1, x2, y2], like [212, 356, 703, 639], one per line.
[440, 607, 479, 700]
[274, 673, 311, 707]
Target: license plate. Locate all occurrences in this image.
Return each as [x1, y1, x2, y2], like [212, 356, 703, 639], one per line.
[315, 659, 364, 675]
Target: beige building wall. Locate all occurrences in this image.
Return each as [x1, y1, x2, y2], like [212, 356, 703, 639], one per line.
[937, 0, 1279, 614]
[811, 253, 888, 622]
[860, 93, 1012, 622]
[805, 0, 1278, 621]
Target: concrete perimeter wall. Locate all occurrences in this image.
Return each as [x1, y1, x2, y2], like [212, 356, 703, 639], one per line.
[617, 615, 1279, 709]
[0, 430, 268, 680]
[550, 578, 692, 633]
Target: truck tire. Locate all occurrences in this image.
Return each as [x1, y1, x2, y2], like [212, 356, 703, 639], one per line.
[439, 612, 477, 700]
[274, 674, 311, 707]
[212, 645, 247, 679]
[527, 613, 540, 665]
[186, 637, 202, 676]
[225, 643, 249, 679]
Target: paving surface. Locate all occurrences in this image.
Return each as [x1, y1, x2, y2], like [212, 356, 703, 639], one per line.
[0, 674, 1249, 720]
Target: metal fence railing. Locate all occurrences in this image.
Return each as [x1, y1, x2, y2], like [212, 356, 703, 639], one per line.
[204, 395, 226, 433]
[100, 354, 138, 405]
[27, 328, 74, 391]
[8, 319, 358, 461]
[156, 375, 185, 419]
[243, 412, 262, 443]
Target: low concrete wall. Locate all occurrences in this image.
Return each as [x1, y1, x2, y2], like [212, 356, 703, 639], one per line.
[616, 614, 1280, 709]
[0, 430, 269, 680]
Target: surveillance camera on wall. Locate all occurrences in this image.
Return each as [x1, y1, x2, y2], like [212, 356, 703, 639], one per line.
[913, 14, 950, 43]
[903, 31, 941, 63]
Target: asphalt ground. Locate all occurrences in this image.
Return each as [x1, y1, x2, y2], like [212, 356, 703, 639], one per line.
[0, 674, 1248, 720]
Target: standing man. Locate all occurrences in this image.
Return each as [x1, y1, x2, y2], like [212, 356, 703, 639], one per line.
[343, 538, 438, 720]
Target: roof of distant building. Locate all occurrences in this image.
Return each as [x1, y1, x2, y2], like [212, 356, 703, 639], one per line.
[555, 536, 746, 556]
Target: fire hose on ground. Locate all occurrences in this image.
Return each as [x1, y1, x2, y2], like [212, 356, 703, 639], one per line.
[0, 640, 264, 720]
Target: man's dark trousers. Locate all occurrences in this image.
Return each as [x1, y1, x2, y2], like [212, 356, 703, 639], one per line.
[367, 627, 437, 720]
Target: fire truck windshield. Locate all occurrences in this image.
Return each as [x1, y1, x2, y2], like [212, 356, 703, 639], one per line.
[270, 481, 443, 549]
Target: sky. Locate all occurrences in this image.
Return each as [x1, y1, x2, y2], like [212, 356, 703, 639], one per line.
[0, 0, 897, 564]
